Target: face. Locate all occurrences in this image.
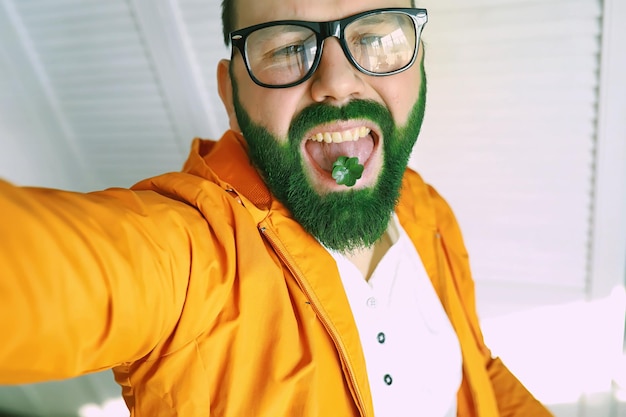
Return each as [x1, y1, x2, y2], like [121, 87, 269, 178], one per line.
[218, 0, 427, 252]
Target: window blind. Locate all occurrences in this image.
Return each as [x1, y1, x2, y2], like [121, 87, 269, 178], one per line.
[411, 0, 602, 314]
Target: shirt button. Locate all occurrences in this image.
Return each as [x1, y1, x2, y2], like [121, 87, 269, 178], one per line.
[384, 374, 393, 385]
[377, 332, 386, 344]
[366, 297, 377, 308]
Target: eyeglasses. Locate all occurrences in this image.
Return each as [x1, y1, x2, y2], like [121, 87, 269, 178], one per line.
[230, 8, 428, 88]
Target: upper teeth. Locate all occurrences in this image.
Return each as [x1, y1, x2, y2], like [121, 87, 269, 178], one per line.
[308, 127, 371, 144]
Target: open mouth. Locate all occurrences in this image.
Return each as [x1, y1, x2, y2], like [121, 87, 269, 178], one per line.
[301, 122, 382, 189]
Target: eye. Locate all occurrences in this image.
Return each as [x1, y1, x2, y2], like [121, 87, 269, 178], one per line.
[272, 43, 306, 58]
[355, 34, 384, 46]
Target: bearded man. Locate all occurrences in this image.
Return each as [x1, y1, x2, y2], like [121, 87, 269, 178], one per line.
[0, 0, 553, 416]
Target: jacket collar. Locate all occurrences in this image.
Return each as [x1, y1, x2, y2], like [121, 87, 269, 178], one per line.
[181, 130, 438, 229]
[180, 130, 443, 298]
[182, 130, 273, 211]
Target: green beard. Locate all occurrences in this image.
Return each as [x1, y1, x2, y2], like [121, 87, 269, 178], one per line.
[232, 61, 427, 253]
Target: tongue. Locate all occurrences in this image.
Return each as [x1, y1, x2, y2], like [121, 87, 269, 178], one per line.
[305, 135, 375, 172]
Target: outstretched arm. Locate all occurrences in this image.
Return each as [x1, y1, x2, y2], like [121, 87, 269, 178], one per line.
[0, 180, 211, 383]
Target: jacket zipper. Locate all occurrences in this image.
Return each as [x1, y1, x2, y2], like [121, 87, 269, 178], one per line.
[259, 224, 369, 417]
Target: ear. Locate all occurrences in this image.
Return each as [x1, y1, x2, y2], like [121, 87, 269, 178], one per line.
[217, 59, 241, 132]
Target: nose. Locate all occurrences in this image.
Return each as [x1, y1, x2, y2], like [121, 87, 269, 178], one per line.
[309, 37, 365, 105]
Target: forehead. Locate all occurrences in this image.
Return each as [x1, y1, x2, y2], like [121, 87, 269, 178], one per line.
[234, 0, 413, 29]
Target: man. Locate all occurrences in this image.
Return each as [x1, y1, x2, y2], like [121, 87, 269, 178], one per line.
[0, 0, 553, 415]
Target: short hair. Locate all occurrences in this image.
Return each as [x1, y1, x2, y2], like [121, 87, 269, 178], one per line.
[221, 0, 416, 47]
[221, 0, 235, 47]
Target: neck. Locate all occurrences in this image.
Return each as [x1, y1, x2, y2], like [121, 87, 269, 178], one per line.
[344, 231, 393, 281]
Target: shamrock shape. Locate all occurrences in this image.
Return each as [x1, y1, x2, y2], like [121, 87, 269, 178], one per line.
[332, 156, 364, 187]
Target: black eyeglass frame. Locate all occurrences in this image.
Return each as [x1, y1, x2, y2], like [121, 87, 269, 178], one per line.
[229, 7, 428, 89]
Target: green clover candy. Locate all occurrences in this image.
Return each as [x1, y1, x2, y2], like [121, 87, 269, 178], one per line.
[332, 156, 364, 187]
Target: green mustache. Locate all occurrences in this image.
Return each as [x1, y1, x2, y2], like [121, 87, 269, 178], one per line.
[287, 99, 394, 145]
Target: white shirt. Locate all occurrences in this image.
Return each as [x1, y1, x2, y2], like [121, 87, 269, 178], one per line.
[329, 215, 462, 417]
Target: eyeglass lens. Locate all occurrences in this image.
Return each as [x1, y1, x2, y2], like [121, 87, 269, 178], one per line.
[244, 12, 417, 86]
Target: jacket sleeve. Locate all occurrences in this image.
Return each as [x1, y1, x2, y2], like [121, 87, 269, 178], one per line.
[486, 357, 553, 416]
[428, 185, 554, 417]
[0, 179, 215, 383]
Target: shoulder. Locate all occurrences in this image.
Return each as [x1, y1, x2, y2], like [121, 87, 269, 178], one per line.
[399, 169, 460, 229]
[399, 168, 470, 267]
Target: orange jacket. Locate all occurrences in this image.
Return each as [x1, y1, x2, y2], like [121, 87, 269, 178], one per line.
[0, 131, 552, 416]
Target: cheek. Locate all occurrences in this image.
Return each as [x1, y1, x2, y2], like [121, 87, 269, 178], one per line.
[234, 66, 306, 141]
[259, 98, 300, 139]
[379, 69, 423, 127]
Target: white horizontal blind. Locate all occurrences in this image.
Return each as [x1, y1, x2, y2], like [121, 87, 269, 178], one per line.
[409, 2, 610, 413]
[8, 0, 185, 189]
[0, 0, 89, 189]
[176, 0, 230, 137]
[411, 0, 602, 314]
